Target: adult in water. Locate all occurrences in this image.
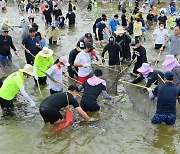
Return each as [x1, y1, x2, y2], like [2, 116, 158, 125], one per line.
[131, 63, 164, 88]
[147, 72, 180, 125]
[0, 64, 36, 115]
[79, 69, 112, 112]
[39, 85, 92, 124]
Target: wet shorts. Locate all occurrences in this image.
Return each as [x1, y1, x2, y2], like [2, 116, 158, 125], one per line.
[78, 75, 90, 84]
[133, 63, 142, 74]
[0, 97, 14, 115]
[152, 113, 176, 125]
[80, 101, 100, 112]
[39, 106, 63, 124]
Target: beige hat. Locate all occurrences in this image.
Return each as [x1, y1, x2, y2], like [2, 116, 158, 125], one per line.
[3, 18, 10, 26]
[19, 64, 35, 76]
[115, 26, 126, 35]
[38, 47, 53, 57]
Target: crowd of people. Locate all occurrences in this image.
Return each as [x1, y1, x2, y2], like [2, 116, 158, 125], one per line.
[0, 0, 180, 127]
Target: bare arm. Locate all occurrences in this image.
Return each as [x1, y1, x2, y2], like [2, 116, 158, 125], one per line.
[75, 107, 90, 120]
[74, 62, 83, 67]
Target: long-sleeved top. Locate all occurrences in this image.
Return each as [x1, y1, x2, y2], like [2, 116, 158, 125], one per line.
[68, 48, 79, 66]
[132, 45, 147, 64]
[45, 27, 60, 41]
[0, 34, 16, 56]
[46, 65, 62, 92]
[150, 82, 180, 114]
[102, 42, 122, 65]
[132, 70, 164, 87]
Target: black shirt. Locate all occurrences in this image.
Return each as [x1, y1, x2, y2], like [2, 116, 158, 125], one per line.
[53, 9, 62, 20]
[158, 16, 167, 25]
[132, 70, 164, 87]
[102, 42, 122, 65]
[146, 14, 154, 21]
[66, 12, 76, 26]
[68, 48, 79, 66]
[0, 35, 16, 56]
[40, 92, 79, 111]
[43, 9, 52, 20]
[121, 14, 127, 26]
[132, 45, 147, 64]
[81, 81, 106, 103]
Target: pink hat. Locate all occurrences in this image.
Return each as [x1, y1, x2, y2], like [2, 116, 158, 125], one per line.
[162, 55, 180, 71]
[137, 63, 153, 78]
[87, 76, 106, 86]
[59, 56, 70, 66]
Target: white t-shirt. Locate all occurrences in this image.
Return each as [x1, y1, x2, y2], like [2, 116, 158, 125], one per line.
[153, 29, 168, 44]
[74, 50, 92, 77]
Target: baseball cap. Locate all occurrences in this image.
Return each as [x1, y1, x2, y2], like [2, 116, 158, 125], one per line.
[85, 42, 94, 49]
[164, 71, 174, 81]
[77, 41, 84, 49]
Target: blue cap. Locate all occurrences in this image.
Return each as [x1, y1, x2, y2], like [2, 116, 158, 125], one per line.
[164, 71, 174, 81]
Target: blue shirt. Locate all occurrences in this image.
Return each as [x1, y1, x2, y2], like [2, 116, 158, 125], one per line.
[109, 18, 120, 32]
[22, 35, 39, 55]
[96, 22, 106, 35]
[153, 82, 180, 114]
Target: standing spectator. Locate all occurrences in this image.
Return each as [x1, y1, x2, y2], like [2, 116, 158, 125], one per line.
[109, 14, 120, 34]
[21, 27, 39, 64]
[153, 22, 168, 50]
[161, 26, 180, 61]
[133, 18, 142, 41]
[121, 9, 128, 29]
[0, 26, 18, 67]
[45, 22, 61, 45]
[28, 5, 36, 24]
[43, 5, 52, 25]
[66, 9, 76, 28]
[115, 26, 131, 63]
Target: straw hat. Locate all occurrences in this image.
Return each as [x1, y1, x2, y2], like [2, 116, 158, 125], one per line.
[38, 47, 53, 57]
[2, 18, 10, 26]
[115, 26, 126, 35]
[19, 64, 35, 76]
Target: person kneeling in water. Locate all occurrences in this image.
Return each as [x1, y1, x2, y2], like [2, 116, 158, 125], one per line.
[39, 85, 92, 124]
[79, 69, 112, 112]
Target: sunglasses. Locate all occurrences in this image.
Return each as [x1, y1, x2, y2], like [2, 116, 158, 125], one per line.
[3, 31, 8, 33]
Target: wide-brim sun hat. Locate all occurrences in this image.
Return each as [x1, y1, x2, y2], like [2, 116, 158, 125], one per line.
[137, 63, 153, 73]
[19, 64, 35, 76]
[114, 26, 126, 35]
[59, 56, 70, 66]
[3, 18, 10, 26]
[38, 47, 53, 57]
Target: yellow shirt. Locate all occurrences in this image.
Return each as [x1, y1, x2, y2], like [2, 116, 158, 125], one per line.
[133, 21, 142, 37]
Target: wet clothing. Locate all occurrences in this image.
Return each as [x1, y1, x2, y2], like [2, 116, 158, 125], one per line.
[39, 92, 79, 124]
[116, 34, 131, 61]
[132, 46, 147, 73]
[57, 16, 65, 27]
[0, 97, 14, 115]
[132, 70, 164, 87]
[68, 48, 79, 78]
[175, 18, 180, 26]
[80, 77, 109, 112]
[0, 34, 16, 56]
[172, 66, 180, 88]
[22, 35, 39, 64]
[102, 43, 122, 65]
[93, 17, 101, 34]
[152, 113, 176, 125]
[158, 16, 167, 26]
[151, 82, 180, 114]
[66, 12, 76, 27]
[109, 18, 120, 33]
